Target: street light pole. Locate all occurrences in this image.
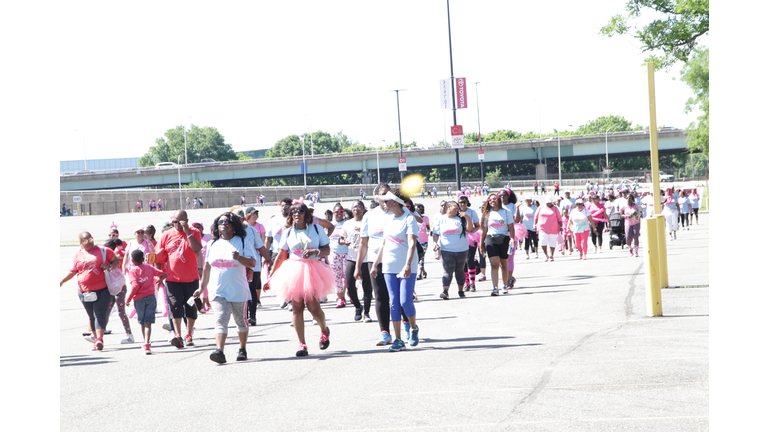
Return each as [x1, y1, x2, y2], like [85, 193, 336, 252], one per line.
[300, 136, 307, 195]
[605, 125, 618, 178]
[473, 81, 484, 189]
[446, 0, 462, 190]
[391, 89, 406, 183]
[557, 124, 573, 186]
[177, 155, 183, 210]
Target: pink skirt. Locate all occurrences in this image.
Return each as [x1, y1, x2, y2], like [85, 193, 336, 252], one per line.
[268, 259, 337, 303]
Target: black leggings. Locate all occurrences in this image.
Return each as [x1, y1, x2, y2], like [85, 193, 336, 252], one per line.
[346, 260, 372, 314]
[464, 245, 477, 272]
[680, 213, 689, 227]
[80, 287, 112, 331]
[247, 271, 261, 320]
[525, 230, 538, 252]
[591, 222, 605, 247]
[362, 262, 390, 332]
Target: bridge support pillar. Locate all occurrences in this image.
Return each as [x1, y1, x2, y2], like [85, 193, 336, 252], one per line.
[535, 163, 547, 180]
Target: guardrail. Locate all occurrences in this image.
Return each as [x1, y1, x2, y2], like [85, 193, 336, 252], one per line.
[60, 129, 684, 177]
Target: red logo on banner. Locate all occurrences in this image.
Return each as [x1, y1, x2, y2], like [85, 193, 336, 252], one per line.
[451, 125, 463, 136]
[399, 157, 406, 164]
[456, 77, 467, 109]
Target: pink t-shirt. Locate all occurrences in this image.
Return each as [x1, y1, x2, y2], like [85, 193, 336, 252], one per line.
[535, 205, 562, 235]
[253, 222, 266, 234]
[621, 205, 641, 226]
[418, 215, 430, 243]
[127, 264, 164, 302]
[587, 202, 608, 223]
[70, 246, 116, 292]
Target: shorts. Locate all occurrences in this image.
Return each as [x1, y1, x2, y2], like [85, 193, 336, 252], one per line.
[538, 232, 559, 248]
[484, 235, 510, 259]
[165, 280, 199, 320]
[134, 296, 157, 325]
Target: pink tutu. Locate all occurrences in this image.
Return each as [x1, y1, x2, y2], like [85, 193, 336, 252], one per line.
[268, 259, 336, 303]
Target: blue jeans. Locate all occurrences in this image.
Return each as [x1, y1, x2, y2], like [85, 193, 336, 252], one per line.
[382, 273, 417, 323]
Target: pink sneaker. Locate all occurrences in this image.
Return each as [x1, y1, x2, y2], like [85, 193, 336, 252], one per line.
[335, 299, 346, 308]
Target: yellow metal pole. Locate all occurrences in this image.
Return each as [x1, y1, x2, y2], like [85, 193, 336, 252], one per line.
[647, 62, 668, 288]
[655, 214, 668, 288]
[643, 217, 663, 316]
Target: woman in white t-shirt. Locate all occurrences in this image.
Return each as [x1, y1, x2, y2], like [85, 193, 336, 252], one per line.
[432, 201, 471, 300]
[567, 199, 597, 260]
[479, 194, 515, 295]
[371, 189, 420, 352]
[194, 212, 257, 364]
[265, 202, 336, 357]
[621, 195, 642, 257]
[329, 203, 349, 308]
[339, 200, 368, 321]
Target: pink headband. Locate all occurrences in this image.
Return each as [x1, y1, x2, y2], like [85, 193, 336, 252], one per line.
[292, 197, 305, 205]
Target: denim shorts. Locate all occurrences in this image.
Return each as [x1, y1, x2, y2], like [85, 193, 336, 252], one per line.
[134, 296, 157, 325]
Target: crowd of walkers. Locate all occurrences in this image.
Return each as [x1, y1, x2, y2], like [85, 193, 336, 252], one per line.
[61, 181, 702, 362]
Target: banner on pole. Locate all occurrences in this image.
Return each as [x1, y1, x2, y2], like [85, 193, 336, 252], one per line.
[439, 79, 450, 109]
[478, 149, 485, 160]
[398, 157, 407, 172]
[456, 77, 467, 109]
[451, 125, 464, 149]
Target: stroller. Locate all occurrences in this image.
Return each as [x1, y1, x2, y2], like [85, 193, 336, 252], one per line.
[608, 212, 625, 249]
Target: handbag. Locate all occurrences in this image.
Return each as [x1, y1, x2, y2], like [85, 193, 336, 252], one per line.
[489, 234, 507, 245]
[100, 247, 126, 296]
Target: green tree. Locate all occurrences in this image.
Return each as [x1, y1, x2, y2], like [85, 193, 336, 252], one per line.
[576, 115, 636, 135]
[139, 125, 236, 167]
[679, 47, 708, 156]
[183, 180, 214, 189]
[600, 0, 709, 70]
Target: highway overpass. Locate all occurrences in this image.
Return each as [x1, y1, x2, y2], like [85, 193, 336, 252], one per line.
[60, 129, 689, 191]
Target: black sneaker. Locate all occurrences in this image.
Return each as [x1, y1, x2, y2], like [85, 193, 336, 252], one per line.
[463, 284, 471, 292]
[236, 347, 247, 361]
[210, 349, 226, 364]
[296, 343, 309, 357]
[171, 336, 184, 349]
[354, 307, 363, 321]
[280, 301, 288, 309]
[458, 290, 466, 298]
[248, 318, 257, 326]
[469, 284, 476, 292]
[319, 327, 330, 350]
[439, 290, 449, 300]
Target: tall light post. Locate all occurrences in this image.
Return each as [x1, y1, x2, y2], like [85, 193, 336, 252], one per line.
[605, 125, 619, 178]
[391, 89, 406, 183]
[177, 155, 183, 210]
[446, 0, 462, 190]
[300, 136, 307, 195]
[473, 81, 484, 188]
[557, 124, 573, 186]
[375, 141, 381, 184]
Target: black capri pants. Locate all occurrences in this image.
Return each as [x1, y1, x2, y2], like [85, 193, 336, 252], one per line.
[79, 287, 113, 331]
[166, 280, 199, 320]
[525, 230, 538, 252]
[346, 260, 372, 314]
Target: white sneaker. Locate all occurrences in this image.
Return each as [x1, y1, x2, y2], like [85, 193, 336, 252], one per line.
[162, 323, 171, 332]
[502, 286, 509, 295]
[526, 255, 530, 260]
[121, 334, 135, 344]
[535, 253, 539, 259]
[84, 335, 95, 343]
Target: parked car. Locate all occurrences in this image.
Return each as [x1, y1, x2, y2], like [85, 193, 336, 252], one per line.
[155, 162, 177, 169]
[200, 158, 216, 163]
[659, 171, 674, 182]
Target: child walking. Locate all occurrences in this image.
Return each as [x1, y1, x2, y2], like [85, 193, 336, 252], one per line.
[125, 250, 167, 355]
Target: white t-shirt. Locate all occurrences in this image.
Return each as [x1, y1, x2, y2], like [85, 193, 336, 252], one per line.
[689, 194, 700, 209]
[520, 205, 538, 231]
[329, 219, 348, 255]
[244, 224, 265, 272]
[279, 223, 330, 260]
[267, 215, 289, 253]
[433, 215, 469, 252]
[361, 207, 390, 263]
[341, 218, 363, 261]
[483, 208, 515, 236]
[560, 198, 575, 213]
[569, 208, 591, 234]
[431, 211, 446, 234]
[380, 212, 420, 275]
[205, 236, 256, 302]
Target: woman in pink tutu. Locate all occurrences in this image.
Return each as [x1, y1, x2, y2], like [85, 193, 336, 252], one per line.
[265, 201, 335, 357]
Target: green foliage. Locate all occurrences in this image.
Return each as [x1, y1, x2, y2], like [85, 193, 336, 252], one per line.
[139, 125, 236, 167]
[265, 131, 363, 158]
[183, 180, 214, 189]
[485, 166, 502, 188]
[236, 152, 253, 161]
[600, 0, 709, 70]
[576, 115, 636, 135]
[680, 47, 708, 156]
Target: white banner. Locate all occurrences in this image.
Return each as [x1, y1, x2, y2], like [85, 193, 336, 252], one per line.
[439, 79, 450, 109]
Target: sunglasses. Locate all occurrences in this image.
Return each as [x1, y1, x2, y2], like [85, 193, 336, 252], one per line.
[108, 233, 118, 237]
[80, 236, 93, 243]
[488, 196, 498, 201]
[334, 210, 345, 214]
[135, 230, 145, 234]
[217, 219, 232, 225]
[352, 205, 363, 209]
[171, 220, 183, 225]
[291, 209, 305, 215]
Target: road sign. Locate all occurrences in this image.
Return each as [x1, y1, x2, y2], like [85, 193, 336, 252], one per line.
[478, 149, 485, 160]
[451, 125, 464, 149]
[73, 196, 82, 203]
[398, 157, 407, 172]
